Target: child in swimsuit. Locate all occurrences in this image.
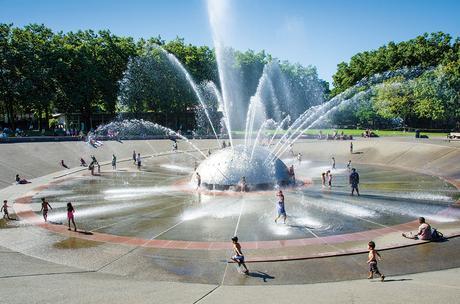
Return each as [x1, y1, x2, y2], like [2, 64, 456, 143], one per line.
[40, 198, 52, 222]
[274, 190, 287, 224]
[67, 202, 77, 231]
[367, 241, 385, 281]
[1, 200, 12, 220]
[231, 236, 249, 274]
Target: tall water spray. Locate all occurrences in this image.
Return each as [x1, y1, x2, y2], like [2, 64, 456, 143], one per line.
[207, 0, 243, 147]
[158, 47, 221, 146]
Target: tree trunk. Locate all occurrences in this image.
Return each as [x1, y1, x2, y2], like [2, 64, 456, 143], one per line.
[5, 98, 15, 129]
[45, 106, 50, 130]
[38, 107, 43, 131]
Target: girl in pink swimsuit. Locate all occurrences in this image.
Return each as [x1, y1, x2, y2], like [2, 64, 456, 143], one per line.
[67, 202, 77, 231]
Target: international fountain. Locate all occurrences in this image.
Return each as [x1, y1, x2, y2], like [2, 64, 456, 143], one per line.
[27, 0, 459, 245]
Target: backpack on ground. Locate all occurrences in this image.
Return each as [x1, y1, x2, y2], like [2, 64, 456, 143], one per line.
[431, 228, 444, 242]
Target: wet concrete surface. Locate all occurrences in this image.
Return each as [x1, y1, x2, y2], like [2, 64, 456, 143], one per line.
[0, 138, 459, 293]
[27, 159, 458, 244]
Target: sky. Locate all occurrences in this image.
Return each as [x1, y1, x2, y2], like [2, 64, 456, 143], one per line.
[1, 0, 459, 84]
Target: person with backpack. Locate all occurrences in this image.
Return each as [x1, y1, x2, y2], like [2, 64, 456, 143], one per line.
[402, 217, 431, 240]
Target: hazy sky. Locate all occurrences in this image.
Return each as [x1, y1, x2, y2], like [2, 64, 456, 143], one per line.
[1, 0, 459, 84]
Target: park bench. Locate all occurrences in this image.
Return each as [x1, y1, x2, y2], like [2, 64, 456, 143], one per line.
[447, 132, 460, 142]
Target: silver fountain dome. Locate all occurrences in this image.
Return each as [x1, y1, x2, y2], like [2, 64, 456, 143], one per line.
[195, 145, 290, 190]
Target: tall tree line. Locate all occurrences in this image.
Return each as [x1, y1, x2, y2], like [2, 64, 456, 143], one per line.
[1, 24, 328, 132]
[330, 32, 460, 129]
[0, 24, 138, 130]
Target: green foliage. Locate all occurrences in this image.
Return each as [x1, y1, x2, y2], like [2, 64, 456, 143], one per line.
[373, 76, 414, 124]
[0, 23, 137, 130]
[332, 32, 455, 96]
[330, 31, 460, 129]
[1, 23, 327, 132]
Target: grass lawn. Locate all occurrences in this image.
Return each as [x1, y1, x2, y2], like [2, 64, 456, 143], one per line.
[232, 129, 448, 137]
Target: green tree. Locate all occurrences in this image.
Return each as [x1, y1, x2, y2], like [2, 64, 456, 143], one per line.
[332, 32, 455, 96]
[373, 76, 414, 127]
[0, 23, 19, 128]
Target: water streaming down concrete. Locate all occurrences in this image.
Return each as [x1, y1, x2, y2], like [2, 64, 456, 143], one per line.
[195, 145, 290, 190]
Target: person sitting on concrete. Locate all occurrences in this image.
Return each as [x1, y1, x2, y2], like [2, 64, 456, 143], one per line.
[80, 158, 87, 167]
[402, 217, 432, 240]
[15, 174, 30, 184]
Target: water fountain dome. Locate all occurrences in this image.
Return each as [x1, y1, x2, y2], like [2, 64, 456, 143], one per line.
[195, 145, 290, 190]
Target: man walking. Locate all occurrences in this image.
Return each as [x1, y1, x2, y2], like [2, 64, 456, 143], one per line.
[349, 168, 360, 196]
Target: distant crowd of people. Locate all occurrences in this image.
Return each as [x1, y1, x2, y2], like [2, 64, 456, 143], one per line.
[317, 130, 353, 140]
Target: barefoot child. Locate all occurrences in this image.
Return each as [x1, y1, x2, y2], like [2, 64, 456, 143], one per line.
[67, 202, 77, 231]
[274, 190, 287, 224]
[40, 198, 52, 222]
[231, 236, 249, 274]
[1, 200, 13, 220]
[367, 241, 385, 281]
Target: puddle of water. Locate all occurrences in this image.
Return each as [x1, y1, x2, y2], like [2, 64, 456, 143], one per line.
[53, 237, 101, 249]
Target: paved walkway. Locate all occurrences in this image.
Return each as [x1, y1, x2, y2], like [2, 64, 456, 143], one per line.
[1, 245, 459, 303]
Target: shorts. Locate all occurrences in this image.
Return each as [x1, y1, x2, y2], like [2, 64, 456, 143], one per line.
[277, 209, 286, 216]
[43, 209, 48, 215]
[232, 255, 245, 263]
[67, 212, 74, 220]
[369, 261, 380, 273]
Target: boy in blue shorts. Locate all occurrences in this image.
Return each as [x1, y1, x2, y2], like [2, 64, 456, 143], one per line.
[231, 236, 249, 274]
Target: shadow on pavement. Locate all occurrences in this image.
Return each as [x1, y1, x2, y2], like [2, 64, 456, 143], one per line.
[378, 278, 413, 283]
[248, 271, 275, 282]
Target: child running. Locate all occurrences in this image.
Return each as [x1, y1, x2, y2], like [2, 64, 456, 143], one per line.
[231, 236, 249, 274]
[367, 241, 385, 281]
[40, 198, 52, 222]
[1, 200, 13, 220]
[67, 202, 77, 231]
[274, 190, 287, 224]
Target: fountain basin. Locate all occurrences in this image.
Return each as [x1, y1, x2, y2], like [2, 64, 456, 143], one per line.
[195, 145, 290, 190]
